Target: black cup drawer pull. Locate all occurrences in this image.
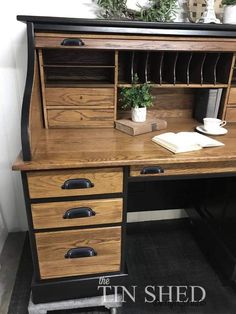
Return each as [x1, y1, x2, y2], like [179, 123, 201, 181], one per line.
[61, 178, 94, 190]
[140, 166, 164, 175]
[63, 207, 96, 219]
[65, 247, 97, 259]
[61, 38, 85, 46]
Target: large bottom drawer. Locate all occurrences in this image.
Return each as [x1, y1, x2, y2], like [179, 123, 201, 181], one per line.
[36, 226, 121, 279]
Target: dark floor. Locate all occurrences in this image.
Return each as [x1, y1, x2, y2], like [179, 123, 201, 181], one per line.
[0, 232, 25, 314]
[7, 219, 236, 314]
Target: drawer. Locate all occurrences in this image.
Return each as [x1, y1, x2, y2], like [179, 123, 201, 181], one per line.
[35, 35, 236, 52]
[45, 88, 114, 107]
[228, 88, 236, 105]
[27, 168, 123, 199]
[35, 226, 121, 279]
[47, 108, 114, 128]
[31, 198, 123, 229]
[130, 162, 236, 177]
[225, 107, 236, 122]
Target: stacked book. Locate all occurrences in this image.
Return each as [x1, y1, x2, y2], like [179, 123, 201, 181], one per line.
[115, 117, 167, 136]
[194, 88, 223, 123]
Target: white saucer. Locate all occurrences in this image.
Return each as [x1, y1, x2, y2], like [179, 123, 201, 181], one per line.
[196, 125, 228, 136]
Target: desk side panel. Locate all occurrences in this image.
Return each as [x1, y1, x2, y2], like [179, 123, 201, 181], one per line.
[21, 23, 44, 161]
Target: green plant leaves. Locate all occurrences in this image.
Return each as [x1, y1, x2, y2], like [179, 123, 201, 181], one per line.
[120, 74, 153, 109]
[138, 0, 178, 22]
[96, 0, 129, 19]
[222, 0, 236, 5]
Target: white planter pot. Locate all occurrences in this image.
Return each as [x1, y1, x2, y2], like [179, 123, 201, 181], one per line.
[131, 107, 147, 122]
[223, 5, 236, 24]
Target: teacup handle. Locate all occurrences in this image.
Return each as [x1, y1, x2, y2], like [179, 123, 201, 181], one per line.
[220, 121, 227, 127]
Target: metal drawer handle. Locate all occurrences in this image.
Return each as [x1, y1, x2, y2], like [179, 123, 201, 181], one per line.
[63, 207, 96, 219]
[61, 178, 94, 190]
[65, 247, 97, 259]
[140, 166, 164, 175]
[61, 38, 85, 46]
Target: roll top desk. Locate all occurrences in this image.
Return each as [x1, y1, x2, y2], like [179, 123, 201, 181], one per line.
[13, 16, 236, 303]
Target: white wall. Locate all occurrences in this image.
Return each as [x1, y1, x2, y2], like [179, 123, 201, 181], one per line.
[0, 0, 186, 239]
[0, 1, 98, 236]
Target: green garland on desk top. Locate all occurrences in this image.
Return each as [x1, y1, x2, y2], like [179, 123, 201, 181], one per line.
[222, 0, 236, 5]
[95, 0, 178, 22]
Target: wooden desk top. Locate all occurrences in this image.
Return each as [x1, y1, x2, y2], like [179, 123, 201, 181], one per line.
[13, 119, 236, 171]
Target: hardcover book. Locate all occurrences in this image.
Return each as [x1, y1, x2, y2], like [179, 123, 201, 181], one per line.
[152, 132, 224, 154]
[194, 88, 223, 123]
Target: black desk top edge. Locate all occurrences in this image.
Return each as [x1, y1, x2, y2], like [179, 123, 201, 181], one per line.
[16, 15, 236, 37]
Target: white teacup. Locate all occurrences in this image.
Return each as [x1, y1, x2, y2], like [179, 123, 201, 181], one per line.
[203, 118, 227, 133]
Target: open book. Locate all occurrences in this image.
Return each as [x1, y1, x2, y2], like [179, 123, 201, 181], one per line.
[152, 132, 224, 154]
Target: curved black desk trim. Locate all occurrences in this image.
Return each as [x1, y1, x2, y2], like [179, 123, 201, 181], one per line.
[21, 22, 35, 161]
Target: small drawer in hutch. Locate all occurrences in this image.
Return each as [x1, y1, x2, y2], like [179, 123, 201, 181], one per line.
[47, 108, 114, 128]
[45, 88, 114, 107]
[225, 107, 236, 122]
[228, 87, 236, 105]
[45, 88, 115, 128]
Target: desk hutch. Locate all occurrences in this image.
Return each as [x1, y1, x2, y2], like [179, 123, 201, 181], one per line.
[14, 16, 236, 303]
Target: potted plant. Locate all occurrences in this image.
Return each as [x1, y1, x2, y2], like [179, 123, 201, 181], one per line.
[222, 0, 236, 24]
[120, 74, 153, 123]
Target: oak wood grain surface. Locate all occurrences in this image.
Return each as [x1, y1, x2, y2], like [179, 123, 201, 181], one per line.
[118, 83, 228, 88]
[36, 226, 121, 279]
[38, 49, 49, 128]
[225, 107, 236, 122]
[27, 168, 123, 199]
[221, 54, 236, 119]
[117, 89, 195, 120]
[31, 198, 123, 229]
[35, 36, 236, 52]
[29, 54, 44, 155]
[35, 32, 236, 43]
[47, 108, 115, 128]
[13, 119, 236, 171]
[130, 161, 236, 177]
[228, 87, 236, 105]
[45, 87, 114, 107]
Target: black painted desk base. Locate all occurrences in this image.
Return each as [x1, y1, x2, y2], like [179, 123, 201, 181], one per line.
[188, 207, 236, 283]
[32, 271, 128, 304]
[31, 176, 236, 304]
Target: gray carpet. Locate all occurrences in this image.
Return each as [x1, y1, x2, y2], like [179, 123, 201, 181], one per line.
[7, 219, 236, 314]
